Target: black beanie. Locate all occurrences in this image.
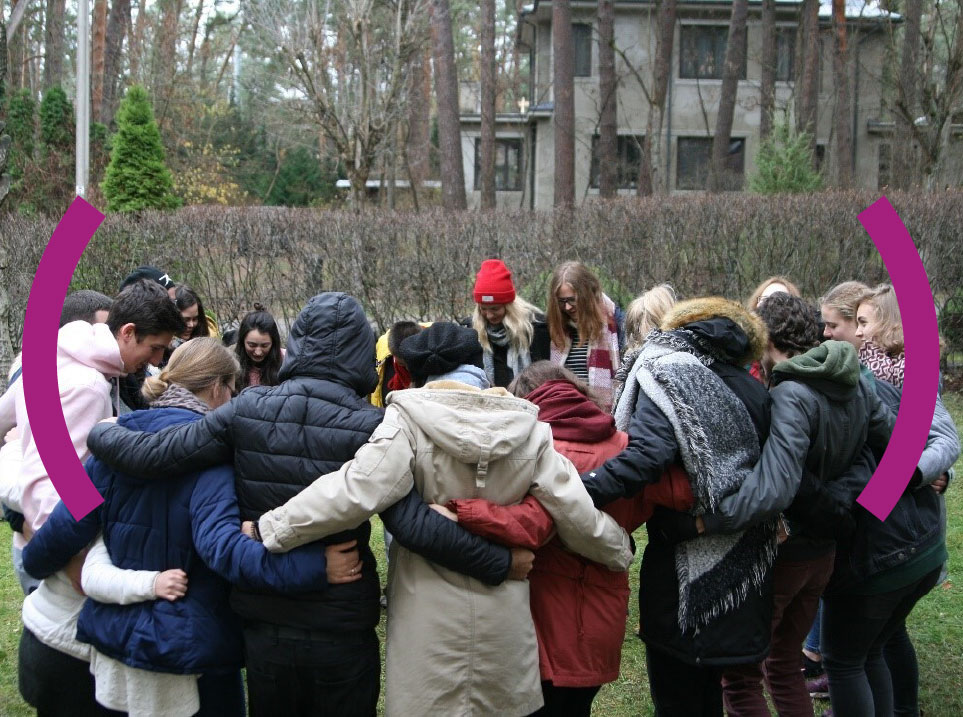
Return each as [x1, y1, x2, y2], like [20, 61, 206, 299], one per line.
[397, 322, 483, 386]
[120, 265, 175, 292]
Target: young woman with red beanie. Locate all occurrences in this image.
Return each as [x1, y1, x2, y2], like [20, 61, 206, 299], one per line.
[441, 361, 693, 717]
[470, 259, 551, 387]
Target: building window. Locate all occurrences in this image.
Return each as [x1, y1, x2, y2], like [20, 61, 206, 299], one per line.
[878, 143, 892, 189]
[474, 138, 524, 191]
[573, 23, 593, 77]
[590, 135, 644, 189]
[679, 25, 746, 80]
[776, 28, 795, 82]
[676, 137, 745, 190]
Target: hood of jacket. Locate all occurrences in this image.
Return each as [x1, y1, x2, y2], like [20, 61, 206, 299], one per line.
[57, 321, 126, 378]
[526, 379, 616, 443]
[278, 292, 378, 396]
[388, 382, 539, 465]
[773, 340, 861, 400]
[660, 297, 767, 366]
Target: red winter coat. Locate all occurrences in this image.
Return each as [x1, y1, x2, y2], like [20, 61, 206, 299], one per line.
[449, 380, 692, 688]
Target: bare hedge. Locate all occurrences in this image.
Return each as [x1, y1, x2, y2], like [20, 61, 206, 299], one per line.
[2, 191, 962, 367]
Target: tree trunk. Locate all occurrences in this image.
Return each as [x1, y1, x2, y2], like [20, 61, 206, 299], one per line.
[639, 0, 676, 196]
[185, 0, 205, 80]
[42, 0, 65, 88]
[597, 0, 617, 197]
[759, 0, 776, 140]
[91, 0, 108, 120]
[406, 46, 432, 189]
[100, 0, 128, 124]
[894, 0, 922, 188]
[128, 0, 143, 81]
[429, 0, 467, 210]
[708, 0, 747, 192]
[796, 0, 819, 156]
[832, 0, 852, 188]
[552, 0, 575, 207]
[479, 0, 496, 209]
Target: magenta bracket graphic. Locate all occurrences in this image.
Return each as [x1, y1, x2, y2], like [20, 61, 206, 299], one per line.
[23, 197, 106, 520]
[856, 197, 940, 521]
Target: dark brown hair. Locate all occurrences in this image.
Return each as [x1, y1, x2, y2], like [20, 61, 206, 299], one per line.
[508, 360, 605, 410]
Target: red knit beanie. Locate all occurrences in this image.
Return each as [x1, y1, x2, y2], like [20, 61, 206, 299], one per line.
[473, 259, 516, 305]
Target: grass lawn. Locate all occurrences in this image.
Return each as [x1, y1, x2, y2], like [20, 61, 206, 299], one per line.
[1, 396, 962, 715]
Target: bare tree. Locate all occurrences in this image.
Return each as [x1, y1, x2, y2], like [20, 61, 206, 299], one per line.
[479, 0, 496, 208]
[888, 0, 963, 187]
[708, 0, 748, 192]
[832, 0, 852, 187]
[430, 0, 467, 210]
[553, 0, 574, 207]
[759, 0, 777, 140]
[250, 0, 428, 207]
[597, 0, 616, 198]
[639, 0, 676, 196]
[796, 0, 819, 156]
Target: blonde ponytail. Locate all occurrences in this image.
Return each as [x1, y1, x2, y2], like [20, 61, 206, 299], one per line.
[140, 338, 239, 403]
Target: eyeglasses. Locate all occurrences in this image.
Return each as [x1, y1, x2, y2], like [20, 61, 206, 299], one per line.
[557, 296, 577, 308]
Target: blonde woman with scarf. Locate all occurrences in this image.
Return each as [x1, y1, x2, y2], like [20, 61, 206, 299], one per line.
[546, 262, 622, 412]
[470, 259, 550, 387]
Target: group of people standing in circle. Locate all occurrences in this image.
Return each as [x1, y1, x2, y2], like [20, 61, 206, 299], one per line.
[3, 257, 957, 717]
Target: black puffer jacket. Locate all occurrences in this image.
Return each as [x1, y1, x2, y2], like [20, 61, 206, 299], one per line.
[88, 293, 511, 634]
[583, 315, 774, 666]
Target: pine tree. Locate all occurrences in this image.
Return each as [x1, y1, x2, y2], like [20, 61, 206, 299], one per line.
[6, 89, 36, 185]
[39, 86, 74, 151]
[749, 122, 823, 195]
[102, 85, 180, 211]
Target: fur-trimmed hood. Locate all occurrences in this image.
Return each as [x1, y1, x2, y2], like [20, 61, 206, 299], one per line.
[660, 297, 768, 366]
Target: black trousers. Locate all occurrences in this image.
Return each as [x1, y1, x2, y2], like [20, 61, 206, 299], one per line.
[18, 627, 123, 717]
[244, 622, 380, 717]
[645, 644, 724, 717]
[530, 681, 602, 717]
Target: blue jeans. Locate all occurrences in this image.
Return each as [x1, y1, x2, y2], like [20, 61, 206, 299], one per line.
[11, 543, 41, 595]
[804, 599, 822, 654]
[822, 567, 940, 717]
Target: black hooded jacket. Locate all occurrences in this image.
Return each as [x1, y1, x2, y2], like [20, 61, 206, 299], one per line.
[88, 293, 511, 634]
[582, 317, 775, 666]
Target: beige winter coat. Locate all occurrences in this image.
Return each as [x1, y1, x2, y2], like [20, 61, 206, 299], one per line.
[259, 381, 633, 716]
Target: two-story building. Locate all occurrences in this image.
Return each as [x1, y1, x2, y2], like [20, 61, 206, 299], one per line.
[459, 0, 904, 208]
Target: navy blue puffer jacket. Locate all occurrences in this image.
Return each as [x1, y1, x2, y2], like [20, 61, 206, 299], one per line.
[23, 407, 327, 673]
[87, 293, 511, 633]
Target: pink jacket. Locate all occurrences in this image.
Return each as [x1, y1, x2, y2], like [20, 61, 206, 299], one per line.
[15, 321, 125, 541]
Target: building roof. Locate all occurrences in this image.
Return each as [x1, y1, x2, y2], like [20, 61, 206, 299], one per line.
[520, 0, 899, 21]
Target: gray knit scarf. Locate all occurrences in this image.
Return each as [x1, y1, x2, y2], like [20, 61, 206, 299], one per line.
[617, 328, 777, 631]
[149, 383, 212, 414]
[482, 324, 530, 385]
